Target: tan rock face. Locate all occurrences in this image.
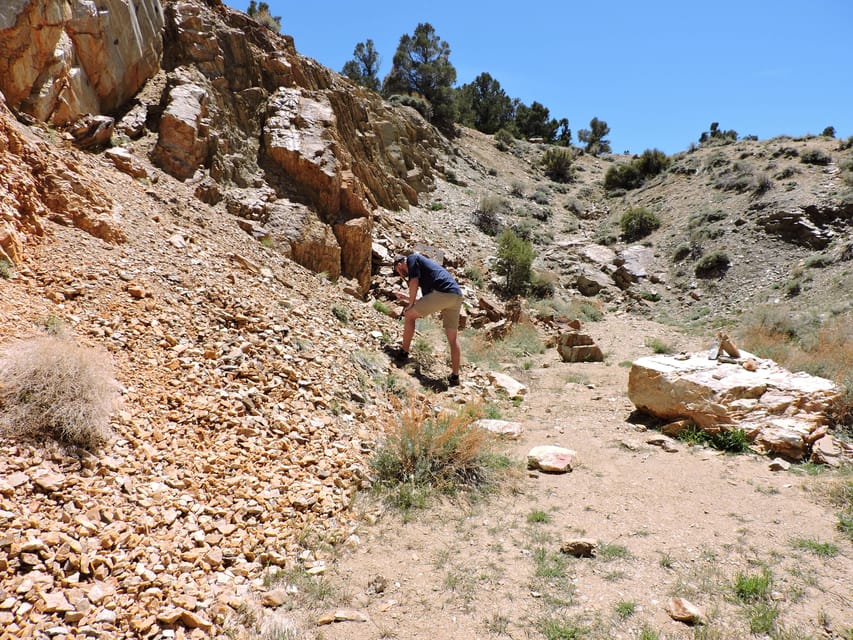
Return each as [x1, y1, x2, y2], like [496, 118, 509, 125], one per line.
[0, 0, 164, 124]
[0, 104, 125, 259]
[153, 1, 445, 292]
[628, 351, 844, 460]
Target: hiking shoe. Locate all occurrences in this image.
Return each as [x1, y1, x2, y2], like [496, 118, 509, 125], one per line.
[448, 373, 460, 387]
[390, 347, 410, 363]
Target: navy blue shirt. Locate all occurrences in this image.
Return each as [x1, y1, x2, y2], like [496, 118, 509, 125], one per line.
[406, 254, 462, 296]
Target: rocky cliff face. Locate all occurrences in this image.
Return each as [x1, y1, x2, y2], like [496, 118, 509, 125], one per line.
[0, 0, 164, 124]
[0, 0, 448, 293]
[153, 0, 445, 291]
[0, 98, 125, 266]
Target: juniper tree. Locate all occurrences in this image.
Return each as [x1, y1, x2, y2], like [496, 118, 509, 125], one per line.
[382, 23, 457, 133]
[341, 40, 381, 92]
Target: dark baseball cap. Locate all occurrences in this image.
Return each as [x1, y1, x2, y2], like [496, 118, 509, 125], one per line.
[393, 255, 406, 266]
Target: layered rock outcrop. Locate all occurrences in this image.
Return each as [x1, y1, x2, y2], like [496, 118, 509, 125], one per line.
[1, 0, 448, 292]
[0, 0, 164, 124]
[0, 102, 124, 263]
[628, 351, 844, 460]
[152, 0, 446, 292]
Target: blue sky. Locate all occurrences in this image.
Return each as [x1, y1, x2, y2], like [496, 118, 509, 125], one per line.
[228, 1, 853, 155]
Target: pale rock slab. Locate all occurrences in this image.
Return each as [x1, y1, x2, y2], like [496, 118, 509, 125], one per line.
[527, 445, 576, 473]
[488, 371, 527, 399]
[628, 351, 843, 460]
[472, 419, 523, 440]
[666, 597, 703, 624]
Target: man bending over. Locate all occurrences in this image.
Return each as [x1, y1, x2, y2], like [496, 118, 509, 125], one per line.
[392, 253, 463, 386]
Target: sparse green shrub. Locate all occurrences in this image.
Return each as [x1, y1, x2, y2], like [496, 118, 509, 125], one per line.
[838, 135, 853, 151]
[822, 126, 836, 138]
[673, 243, 692, 261]
[607, 148, 672, 191]
[370, 396, 497, 510]
[475, 194, 509, 235]
[752, 172, 773, 196]
[463, 266, 484, 288]
[694, 251, 730, 278]
[638, 627, 660, 640]
[430, 201, 444, 211]
[604, 163, 642, 191]
[801, 148, 832, 165]
[635, 148, 671, 178]
[619, 207, 660, 242]
[785, 279, 802, 297]
[805, 254, 834, 269]
[496, 228, 534, 296]
[541, 147, 574, 183]
[645, 337, 673, 354]
[510, 179, 526, 196]
[774, 166, 799, 180]
[747, 602, 780, 634]
[373, 300, 391, 315]
[0, 337, 119, 449]
[494, 128, 514, 151]
[532, 187, 550, 205]
[529, 271, 556, 299]
[332, 304, 350, 324]
[387, 93, 433, 122]
[0, 258, 13, 279]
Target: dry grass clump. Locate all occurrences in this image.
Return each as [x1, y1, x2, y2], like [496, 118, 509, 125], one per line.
[0, 336, 119, 449]
[370, 395, 506, 512]
[740, 308, 853, 427]
[373, 395, 488, 487]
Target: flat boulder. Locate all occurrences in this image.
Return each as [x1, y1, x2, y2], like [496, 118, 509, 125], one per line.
[628, 351, 844, 460]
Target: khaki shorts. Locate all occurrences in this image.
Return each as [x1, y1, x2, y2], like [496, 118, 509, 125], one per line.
[413, 292, 463, 330]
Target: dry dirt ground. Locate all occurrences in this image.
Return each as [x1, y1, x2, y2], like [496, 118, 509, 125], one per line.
[262, 315, 853, 640]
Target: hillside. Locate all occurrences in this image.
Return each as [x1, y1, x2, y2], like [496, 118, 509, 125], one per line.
[1, 1, 852, 638]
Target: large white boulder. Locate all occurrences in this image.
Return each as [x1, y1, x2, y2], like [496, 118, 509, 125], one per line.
[628, 351, 843, 459]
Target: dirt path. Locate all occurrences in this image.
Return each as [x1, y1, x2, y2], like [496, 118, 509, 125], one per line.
[248, 315, 851, 639]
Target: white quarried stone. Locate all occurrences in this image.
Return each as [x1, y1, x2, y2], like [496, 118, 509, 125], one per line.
[488, 372, 527, 399]
[472, 419, 523, 439]
[628, 351, 843, 460]
[527, 446, 576, 473]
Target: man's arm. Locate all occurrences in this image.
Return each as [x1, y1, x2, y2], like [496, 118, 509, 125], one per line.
[407, 277, 420, 307]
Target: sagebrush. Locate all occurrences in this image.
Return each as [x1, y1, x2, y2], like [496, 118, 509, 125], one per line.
[370, 396, 502, 512]
[0, 337, 119, 448]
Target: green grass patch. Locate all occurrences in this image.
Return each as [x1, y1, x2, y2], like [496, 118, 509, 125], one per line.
[614, 600, 636, 619]
[527, 509, 551, 524]
[598, 543, 630, 562]
[791, 538, 839, 557]
[537, 617, 588, 640]
[746, 602, 780, 634]
[733, 568, 772, 602]
[676, 425, 750, 453]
